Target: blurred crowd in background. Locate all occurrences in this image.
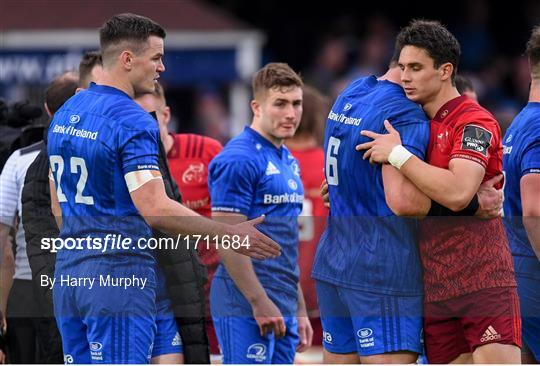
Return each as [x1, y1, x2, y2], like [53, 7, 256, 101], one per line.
[2, 0, 539, 143]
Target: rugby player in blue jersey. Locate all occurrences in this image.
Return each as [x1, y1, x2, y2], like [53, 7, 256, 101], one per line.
[47, 13, 280, 364]
[209, 63, 313, 364]
[502, 25, 540, 364]
[312, 54, 431, 364]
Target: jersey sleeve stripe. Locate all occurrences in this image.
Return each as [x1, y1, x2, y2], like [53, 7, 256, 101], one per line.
[197, 135, 205, 158]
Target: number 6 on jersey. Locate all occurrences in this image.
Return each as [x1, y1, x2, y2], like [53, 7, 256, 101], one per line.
[326, 136, 341, 186]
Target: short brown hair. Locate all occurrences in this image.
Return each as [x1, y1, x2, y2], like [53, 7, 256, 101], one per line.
[252, 63, 303, 100]
[99, 13, 166, 67]
[78, 51, 102, 88]
[526, 25, 540, 79]
[293, 85, 329, 146]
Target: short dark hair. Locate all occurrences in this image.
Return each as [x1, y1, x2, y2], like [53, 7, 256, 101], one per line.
[45, 71, 79, 115]
[78, 51, 102, 88]
[455, 74, 475, 94]
[526, 25, 540, 79]
[252, 63, 303, 100]
[395, 19, 461, 83]
[293, 85, 329, 145]
[152, 82, 166, 103]
[99, 13, 166, 66]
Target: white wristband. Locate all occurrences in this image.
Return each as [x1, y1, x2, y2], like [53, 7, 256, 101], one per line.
[388, 145, 413, 170]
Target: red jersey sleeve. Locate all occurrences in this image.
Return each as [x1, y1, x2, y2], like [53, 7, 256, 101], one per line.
[202, 137, 223, 164]
[449, 114, 500, 169]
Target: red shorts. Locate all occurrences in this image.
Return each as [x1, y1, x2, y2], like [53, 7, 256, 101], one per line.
[424, 286, 521, 364]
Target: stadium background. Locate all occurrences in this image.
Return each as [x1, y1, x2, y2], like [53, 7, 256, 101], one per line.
[1, 0, 536, 141]
[0, 0, 536, 363]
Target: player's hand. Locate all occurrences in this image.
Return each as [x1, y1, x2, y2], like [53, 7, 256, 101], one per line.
[296, 316, 313, 352]
[234, 216, 281, 259]
[0, 311, 5, 364]
[356, 120, 402, 164]
[476, 174, 504, 219]
[320, 179, 330, 208]
[0, 310, 5, 334]
[252, 296, 286, 338]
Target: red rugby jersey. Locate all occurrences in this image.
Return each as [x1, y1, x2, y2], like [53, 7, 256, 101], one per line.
[167, 133, 222, 217]
[167, 133, 223, 313]
[420, 95, 516, 302]
[289, 147, 328, 313]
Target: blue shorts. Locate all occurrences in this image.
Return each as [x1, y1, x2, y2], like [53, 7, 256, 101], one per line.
[213, 316, 299, 364]
[151, 284, 183, 358]
[211, 277, 299, 364]
[516, 275, 540, 361]
[54, 259, 158, 364]
[316, 280, 423, 356]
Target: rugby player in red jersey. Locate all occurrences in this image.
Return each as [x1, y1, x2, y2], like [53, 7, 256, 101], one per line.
[136, 83, 223, 355]
[357, 20, 521, 364]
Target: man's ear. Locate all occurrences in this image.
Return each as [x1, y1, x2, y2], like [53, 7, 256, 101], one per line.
[120, 50, 134, 70]
[440, 62, 454, 82]
[162, 106, 171, 125]
[44, 102, 52, 118]
[251, 99, 261, 118]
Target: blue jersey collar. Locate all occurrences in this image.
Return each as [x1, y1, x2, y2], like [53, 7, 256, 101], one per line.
[88, 82, 132, 99]
[244, 126, 285, 154]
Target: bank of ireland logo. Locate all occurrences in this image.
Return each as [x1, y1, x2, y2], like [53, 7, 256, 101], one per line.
[343, 102, 352, 111]
[90, 342, 103, 361]
[288, 179, 298, 190]
[90, 342, 102, 352]
[69, 114, 80, 124]
[247, 343, 267, 362]
[357, 328, 373, 338]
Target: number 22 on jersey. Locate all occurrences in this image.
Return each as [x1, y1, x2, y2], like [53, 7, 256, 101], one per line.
[50, 155, 94, 205]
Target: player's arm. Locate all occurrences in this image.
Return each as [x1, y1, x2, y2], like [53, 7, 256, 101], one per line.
[49, 176, 62, 229]
[521, 173, 540, 259]
[128, 175, 280, 259]
[296, 283, 313, 352]
[211, 211, 286, 338]
[396, 157, 484, 211]
[121, 118, 279, 259]
[359, 120, 486, 211]
[0, 224, 14, 330]
[382, 165, 431, 216]
[0, 153, 18, 328]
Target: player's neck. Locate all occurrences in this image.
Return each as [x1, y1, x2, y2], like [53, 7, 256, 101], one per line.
[422, 85, 461, 119]
[378, 67, 401, 84]
[529, 79, 540, 102]
[250, 122, 283, 149]
[163, 133, 174, 154]
[96, 71, 135, 98]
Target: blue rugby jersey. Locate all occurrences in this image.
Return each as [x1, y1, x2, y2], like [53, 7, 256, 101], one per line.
[503, 102, 540, 280]
[312, 76, 430, 295]
[47, 83, 160, 269]
[209, 126, 303, 311]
